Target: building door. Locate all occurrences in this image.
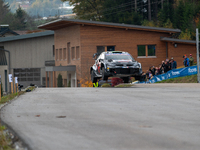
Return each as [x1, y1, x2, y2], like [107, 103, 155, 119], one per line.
[97, 46, 105, 57]
[4, 70, 7, 92]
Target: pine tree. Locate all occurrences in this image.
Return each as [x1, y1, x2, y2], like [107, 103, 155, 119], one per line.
[57, 74, 63, 87]
[0, 0, 10, 23]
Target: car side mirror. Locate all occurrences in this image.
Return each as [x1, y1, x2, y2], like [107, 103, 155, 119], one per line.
[93, 53, 98, 60]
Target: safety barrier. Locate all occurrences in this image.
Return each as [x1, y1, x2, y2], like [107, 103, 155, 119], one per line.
[140, 65, 200, 83]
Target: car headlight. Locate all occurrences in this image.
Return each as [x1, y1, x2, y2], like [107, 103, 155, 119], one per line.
[135, 63, 141, 68]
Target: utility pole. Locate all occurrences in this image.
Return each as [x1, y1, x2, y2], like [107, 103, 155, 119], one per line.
[135, 0, 137, 12]
[161, 0, 163, 9]
[148, 0, 151, 21]
[196, 28, 200, 83]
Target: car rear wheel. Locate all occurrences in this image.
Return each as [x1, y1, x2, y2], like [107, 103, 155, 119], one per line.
[102, 67, 108, 80]
[134, 76, 141, 81]
[91, 70, 97, 83]
[121, 77, 129, 83]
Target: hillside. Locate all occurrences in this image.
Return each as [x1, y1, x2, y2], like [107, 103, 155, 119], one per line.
[5, 0, 73, 17]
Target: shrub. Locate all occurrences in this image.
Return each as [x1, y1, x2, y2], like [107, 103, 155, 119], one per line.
[111, 77, 124, 87]
[80, 77, 93, 87]
[57, 74, 63, 87]
[68, 80, 71, 87]
[101, 83, 111, 87]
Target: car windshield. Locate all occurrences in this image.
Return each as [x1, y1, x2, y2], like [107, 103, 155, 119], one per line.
[105, 53, 134, 61]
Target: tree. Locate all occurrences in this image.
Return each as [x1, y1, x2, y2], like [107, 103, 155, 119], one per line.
[0, 0, 11, 23]
[61, 0, 105, 21]
[57, 74, 63, 87]
[102, 0, 142, 25]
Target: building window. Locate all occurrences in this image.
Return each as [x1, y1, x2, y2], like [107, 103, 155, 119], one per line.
[59, 48, 62, 60]
[76, 46, 80, 59]
[148, 45, 156, 56]
[67, 42, 71, 64]
[137, 45, 146, 57]
[137, 45, 156, 57]
[14, 68, 40, 82]
[0, 48, 7, 65]
[107, 46, 115, 51]
[56, 49, 58, 60]
[53, 45, 55, 57]
[72, 47, 75, 60]
[63, 48, 67, 60]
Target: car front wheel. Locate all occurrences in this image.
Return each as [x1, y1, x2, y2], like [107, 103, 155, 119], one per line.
[91, 70, 97, 83]
[121, 77, 129, 83]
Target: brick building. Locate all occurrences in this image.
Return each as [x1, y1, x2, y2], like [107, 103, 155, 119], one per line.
[38, 19, 197, 87]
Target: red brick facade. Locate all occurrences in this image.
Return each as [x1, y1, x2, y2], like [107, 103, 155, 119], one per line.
[40, 19, 197, 86]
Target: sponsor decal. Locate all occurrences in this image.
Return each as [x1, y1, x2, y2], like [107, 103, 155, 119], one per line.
[161, 76, 165, 80]
[156, 77, 161, 81]
[188, 68, 197, 73]
[172, 71, 180, 76]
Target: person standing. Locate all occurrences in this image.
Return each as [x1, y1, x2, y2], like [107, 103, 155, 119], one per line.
[189, 54, 194, 66]
[171, 57, 177, 69]
[184, 55, 189, 67]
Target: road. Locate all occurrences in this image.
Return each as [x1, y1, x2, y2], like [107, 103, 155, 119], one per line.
[1, 84, 200, 150]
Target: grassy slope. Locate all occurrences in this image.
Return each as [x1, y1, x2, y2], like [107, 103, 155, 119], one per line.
[156, 74, 197, 83]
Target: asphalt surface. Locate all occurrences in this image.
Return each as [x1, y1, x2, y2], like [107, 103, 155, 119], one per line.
[1, 84, 200, 150]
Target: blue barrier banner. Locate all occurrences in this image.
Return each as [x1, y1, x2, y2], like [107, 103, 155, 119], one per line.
[142, 65, 199, 83]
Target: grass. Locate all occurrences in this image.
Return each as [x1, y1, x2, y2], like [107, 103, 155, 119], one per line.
[0, 86, 35, 150]
[114, 84, 134, 88]
[156, 74, 197, 83]
[0, 126, 13, 150]
[101, 83, 111, 87]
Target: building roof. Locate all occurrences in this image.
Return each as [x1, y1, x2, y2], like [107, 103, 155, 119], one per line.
[160, 37, 196, 45]
[0, 26, 19, 37]
[0, 30, 54, 42]
[38, 19, 181, 33]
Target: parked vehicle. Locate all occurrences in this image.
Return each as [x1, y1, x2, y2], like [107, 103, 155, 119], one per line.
[90, 51, 142, 83]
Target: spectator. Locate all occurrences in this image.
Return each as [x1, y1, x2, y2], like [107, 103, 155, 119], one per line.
[164, 60, 170, 73]
[184, 55, 189, 67]
[189, 54, 194, 66]
[169, 59, 172, 70]
[150, 66, 156, 76]
[140, 72, 146, 82]
[146, 70, 150, 80]
[171, 57, 177, 69]
[158, 64, 163, 74]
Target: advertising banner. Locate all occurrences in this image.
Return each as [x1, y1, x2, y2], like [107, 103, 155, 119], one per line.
[144, 65, 200, 83]
[8, 74, 13, 83]
[15, 77, 18, 84]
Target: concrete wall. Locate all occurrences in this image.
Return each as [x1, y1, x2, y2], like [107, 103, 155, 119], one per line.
[0, 34, 54, 90]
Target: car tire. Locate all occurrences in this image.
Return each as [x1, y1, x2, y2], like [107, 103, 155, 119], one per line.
[91, 70, 97, 83]
[121, 77, 129, 83]
[102, 67, 108, 80]
[134, 76, 141, 81]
